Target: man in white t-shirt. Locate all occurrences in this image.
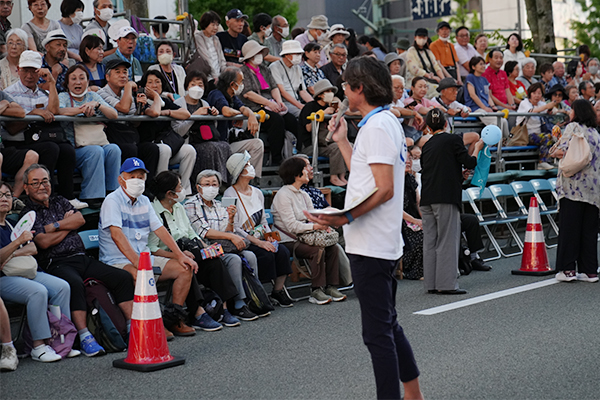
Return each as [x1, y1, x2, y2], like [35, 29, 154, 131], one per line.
[306, 57, 423, 400]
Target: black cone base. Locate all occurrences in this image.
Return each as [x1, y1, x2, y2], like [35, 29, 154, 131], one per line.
[113, 355, 185, 372]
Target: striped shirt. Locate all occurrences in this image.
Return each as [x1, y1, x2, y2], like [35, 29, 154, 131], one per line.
[184, 195, 229, 239]
[98, 187, 163, 266]
[1, 80, 49, 142]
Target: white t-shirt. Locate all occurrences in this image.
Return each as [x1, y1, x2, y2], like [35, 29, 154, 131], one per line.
[343, 109, 407, 260]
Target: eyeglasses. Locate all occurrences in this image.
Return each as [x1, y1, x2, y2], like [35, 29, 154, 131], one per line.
[331, 52, 347, 57]
[7, 41, 24, 48]
[457, 34, 470, 38]
[199, 184, 219, 188]
[0, 192, 12, 199]
[341, 82, 348, 90]
[0, 1, 13, 6]
[26, 179, 50, 189]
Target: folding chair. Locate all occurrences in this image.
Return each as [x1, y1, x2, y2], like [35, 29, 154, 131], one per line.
[546, 178, 559, 201]
[462, 189, 501, 261]
[486, 184, 526, 255]
[466, 187, 523, 258]
[510, 181, 559, 247]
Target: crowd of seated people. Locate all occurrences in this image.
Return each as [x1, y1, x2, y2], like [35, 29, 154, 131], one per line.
[1, 3, 596, 371]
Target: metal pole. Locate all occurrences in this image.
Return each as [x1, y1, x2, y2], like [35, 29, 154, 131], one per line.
[516, 0, 522, 38]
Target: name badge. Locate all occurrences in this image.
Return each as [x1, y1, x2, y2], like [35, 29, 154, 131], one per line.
[135, 232, 141, 240]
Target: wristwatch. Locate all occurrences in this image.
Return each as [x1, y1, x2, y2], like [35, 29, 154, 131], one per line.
[53, 221, 60, 231]
[94, 103, 101, 111]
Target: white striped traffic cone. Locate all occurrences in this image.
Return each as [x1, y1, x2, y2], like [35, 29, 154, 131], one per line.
[512, 197, 554, 275]
[113, 252, 185, 372]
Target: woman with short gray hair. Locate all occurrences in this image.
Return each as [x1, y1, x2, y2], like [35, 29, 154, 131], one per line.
[0, 28, 28, 89]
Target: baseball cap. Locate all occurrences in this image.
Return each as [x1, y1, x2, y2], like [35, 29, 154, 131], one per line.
[117, 26, 138, 39]
[226, 9, 248, 21]
[105, 58, 131, 72]
[437, 21, 451, 31]
[19, 50, 42, 69]
[120, 157, 149, 174]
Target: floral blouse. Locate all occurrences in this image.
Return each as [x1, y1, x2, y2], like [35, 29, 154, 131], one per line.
[555, 122, 600, 209]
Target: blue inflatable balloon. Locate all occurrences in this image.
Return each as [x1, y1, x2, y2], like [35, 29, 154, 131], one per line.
[481, 125, 502, 146]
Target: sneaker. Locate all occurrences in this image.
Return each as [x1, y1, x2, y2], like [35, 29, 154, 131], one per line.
[309, 288, 332, 305]
[164, 327, 174, 341]
[221, 310, 241, 327]
[66, 349, 81, 358]
[192, 313, 223, 332]
[31, 345, 62, 363]
[69, 198, 89, 209]
[231, 305, 259, 321]
[556, 270, 577, 282]
[170, 321, 196, 336]
[271, 289, 294, 308]
[324, 286, 347, 302]
[0, 345, 19, 371]
[537, 162, 554, 170]
[80, 334, 106, 357]
[258, 310, 271, 318]
[576, 273, 599, 283]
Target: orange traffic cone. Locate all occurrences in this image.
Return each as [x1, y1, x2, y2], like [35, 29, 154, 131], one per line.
[113, 252, 185, 371]
[512, 197, 555, 276]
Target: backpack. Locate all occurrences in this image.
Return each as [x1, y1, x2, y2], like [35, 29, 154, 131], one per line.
[23, 308, 77, 357]
[131, 16, 157, 64]
[85, 279, 128, 353]
[240, 256, 274, 315]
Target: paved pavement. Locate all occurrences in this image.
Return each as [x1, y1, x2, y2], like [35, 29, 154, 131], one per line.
[2, 244, 599, 399]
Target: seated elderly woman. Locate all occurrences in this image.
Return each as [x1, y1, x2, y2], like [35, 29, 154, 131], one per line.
[271, 157, 344, 305]
[148, 171, 241, 331]
[0, 28, 28, 90]
[224, 152, 293, 308]
[184, 169, 263, 321]
[58, 64, 121, 209]
[0, 181, 77, 362]
[137, 69, 196, 194]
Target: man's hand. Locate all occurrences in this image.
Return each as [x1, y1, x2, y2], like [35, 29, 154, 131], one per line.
[125, 81, 137, 93]
[37, 68, 55, 83]
[304, 210, 348, 228]
[473, 139, 485, 154]
[247, 114, 259, 135]
[183, 250, 195, 259]
[64, 210, 75, 219]
[176, 252, 198, 273]
[30, 108, 55, 123]
[327, 113, 348, 143]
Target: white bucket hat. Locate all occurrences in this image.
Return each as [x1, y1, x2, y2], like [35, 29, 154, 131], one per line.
[279, 40, 304, 55]
[226, 151, 251, 183]
[327, 24, 350, 40]
[306, 15, 329, 31]
[41, 29, 70, 47]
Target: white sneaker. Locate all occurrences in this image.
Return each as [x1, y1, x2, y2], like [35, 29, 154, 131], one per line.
[576, 273, 599, 283]
[537, 162, 554, 170]
[69, 198, 89, 209]
[67, 349, 81, 358]
[30, 345, 61, 363]
[0, 345, 19, 371]
[556, 271, 577, 282]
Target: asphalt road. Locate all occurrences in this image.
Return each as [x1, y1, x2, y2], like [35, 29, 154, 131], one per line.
[2, 244, 599, 400]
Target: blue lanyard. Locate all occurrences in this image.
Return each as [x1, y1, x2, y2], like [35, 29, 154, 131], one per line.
[116, 49, 134, 80]
[357, 105, 389, 127]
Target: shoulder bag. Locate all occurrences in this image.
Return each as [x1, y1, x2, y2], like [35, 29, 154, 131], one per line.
[70, 95, 109, 147]
[1, 221, 38, 279]
[23, 121, 67, 145]
[507, 108, 532, 146]
[556, 124, 592, 177]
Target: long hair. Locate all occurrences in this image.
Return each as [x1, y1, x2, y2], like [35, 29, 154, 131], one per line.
[571, 99, 597, 128]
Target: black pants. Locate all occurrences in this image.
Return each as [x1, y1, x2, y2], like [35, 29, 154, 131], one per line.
[349, 255, 420, 399]
[118, 142, 160, 178]
[7, 141, 76, 199]
[555, 198, 599, 274]
[461, 213, 484, 253]
[261, 110, 297, 165]
[248, 243, 292, 283]
[46, 254, 134, 312]
[190, 250, 238, 302]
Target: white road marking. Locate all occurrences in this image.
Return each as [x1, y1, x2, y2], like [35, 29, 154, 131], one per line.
[414, 278, 559, 315]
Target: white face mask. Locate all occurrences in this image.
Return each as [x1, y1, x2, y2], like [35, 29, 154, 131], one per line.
[242, 164, 256, 179]
[252, 54, 263, 66]
[187, 86, 204, 100]
[290, 54, 302, 65]
[200, 186, 219, 201]
[233, 82, 244, 96]
[322, 92, 334, 104]
[174, 190, 186, 203]
[416, 38, 427, 47]
[72, 11, 84, 24]
[98, 8, 114, 22]
[158, 53, 173, 65]
[70, 88, 88, 98]
[264, 27, 272, 37]
[589, 66, 599, 75]
[123, 178, 145, 198]
[411, 159, 422, 173]
[280, 26, 290, 38]
[439, 36, 449, 43]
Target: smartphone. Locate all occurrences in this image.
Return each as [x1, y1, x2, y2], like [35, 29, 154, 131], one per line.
[221, 197, 237, 207]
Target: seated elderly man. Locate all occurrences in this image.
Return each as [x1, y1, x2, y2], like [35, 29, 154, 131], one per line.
[102, 26, 143, 81]
[389, 74, 423, 146]
[516, 58, 538, 90]
[98, 157, 197, 338]
[20, 164, 134, 357]
[38, 29, 69, 93]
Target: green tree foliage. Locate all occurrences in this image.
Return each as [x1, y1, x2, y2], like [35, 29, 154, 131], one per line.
[436, 0, 480, 44]
[571, 0, 600, 56]
[189, 0, 299, 30]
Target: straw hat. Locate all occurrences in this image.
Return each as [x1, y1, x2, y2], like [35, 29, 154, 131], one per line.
[241, 40, 268, 62]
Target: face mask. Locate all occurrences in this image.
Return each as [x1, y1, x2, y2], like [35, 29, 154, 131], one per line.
[290, 54, 302, 65]
[252, 54, 263, 65]
[589, 66, 599, 75]
[200, 186, 219, 201]
[322, 92, 334, 104]
[70, 88, 88, 98]
[98, 8, 114, 22]
[173, 190, 186, 203]
[72, 11, 84, 24]
[264, 27, 272, 37]
[233, 82, 244, 96]
[123, 178, 145, 198]
[415, 38, 427, 47]
[242, 164, 256, 178]
[187, 85, 204, 100]
[158, 53, 173, 65]
[280, 26, 290, 38]
[411, 159, 421, 173]
[439, 36, 449, 43]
